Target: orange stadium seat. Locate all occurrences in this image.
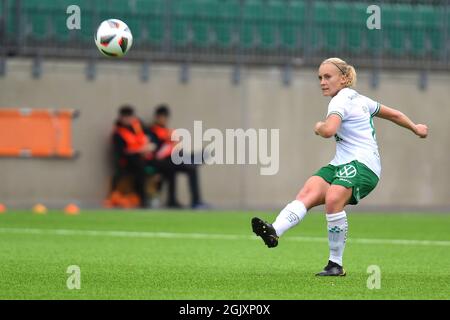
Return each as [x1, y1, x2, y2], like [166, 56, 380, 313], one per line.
[0, 108, 77, 158]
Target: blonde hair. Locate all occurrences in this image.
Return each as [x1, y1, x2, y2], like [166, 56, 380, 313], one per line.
[321, 57, 357, 88]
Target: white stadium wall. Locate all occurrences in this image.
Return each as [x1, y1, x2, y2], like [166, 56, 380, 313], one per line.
[0, 58, 449, 210]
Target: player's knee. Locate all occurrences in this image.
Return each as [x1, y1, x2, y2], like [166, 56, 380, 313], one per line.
[296, 186, 315, 201]
[296, 187, 308, 200]
[296, 190, 322, 209]
[325, 192, 345, 213]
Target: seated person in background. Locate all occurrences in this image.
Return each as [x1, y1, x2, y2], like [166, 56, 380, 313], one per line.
[111, 105, 156, 208]
[149, 104, 208, 209]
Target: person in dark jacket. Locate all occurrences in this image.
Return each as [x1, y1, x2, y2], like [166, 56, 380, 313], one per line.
[149, 104, 208, 209]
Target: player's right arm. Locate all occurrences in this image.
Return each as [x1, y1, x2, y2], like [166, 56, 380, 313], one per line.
[314, 115, 342, 138]
[376, 105, 428, 138]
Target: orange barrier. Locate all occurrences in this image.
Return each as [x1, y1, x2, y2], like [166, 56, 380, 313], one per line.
[0, 108, 77, 158]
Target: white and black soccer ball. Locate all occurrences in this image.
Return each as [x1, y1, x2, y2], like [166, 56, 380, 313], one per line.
[94, 19, 133, 58]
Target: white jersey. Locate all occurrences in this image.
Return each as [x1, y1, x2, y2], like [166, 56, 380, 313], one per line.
[327, 88, 381, 178]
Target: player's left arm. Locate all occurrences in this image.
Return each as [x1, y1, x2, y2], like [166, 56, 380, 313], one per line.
[375, 105, 428, 138]
[314, 114, 342, 138]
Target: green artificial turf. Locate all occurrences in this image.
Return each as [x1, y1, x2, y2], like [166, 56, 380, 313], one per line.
[0, 210, 449, 299]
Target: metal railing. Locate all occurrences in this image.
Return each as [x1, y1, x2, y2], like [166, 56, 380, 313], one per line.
[0, 0, 449, 71]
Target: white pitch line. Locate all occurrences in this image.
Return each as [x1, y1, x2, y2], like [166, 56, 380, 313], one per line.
[0, 227, 449, 247]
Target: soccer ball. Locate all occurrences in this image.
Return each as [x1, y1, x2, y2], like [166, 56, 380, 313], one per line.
[94, 19, 133, 57]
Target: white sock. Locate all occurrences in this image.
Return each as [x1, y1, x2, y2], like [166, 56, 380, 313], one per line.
[326, 211, 348, 266]
[272, 200, 307, 237]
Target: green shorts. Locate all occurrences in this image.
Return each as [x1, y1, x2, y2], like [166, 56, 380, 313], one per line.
[313, 160, 379, 205]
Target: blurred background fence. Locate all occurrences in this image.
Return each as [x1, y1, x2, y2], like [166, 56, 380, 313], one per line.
[1, 0, 449, 70]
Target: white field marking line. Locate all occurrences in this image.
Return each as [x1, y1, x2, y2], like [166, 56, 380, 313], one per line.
[0, 227, 449, 246]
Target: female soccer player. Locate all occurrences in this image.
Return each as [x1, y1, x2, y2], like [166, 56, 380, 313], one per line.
[252, 57, 428, 276]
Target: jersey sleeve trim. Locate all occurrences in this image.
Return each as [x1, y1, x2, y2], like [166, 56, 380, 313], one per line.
[371, 103, 381, 117]
[328, 111, 344, 120]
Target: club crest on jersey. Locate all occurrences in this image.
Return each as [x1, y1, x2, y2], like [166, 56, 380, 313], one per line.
[336, 165, 357, 178]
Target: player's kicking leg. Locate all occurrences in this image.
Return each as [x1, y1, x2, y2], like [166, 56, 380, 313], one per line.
[252, 176, 329, 248]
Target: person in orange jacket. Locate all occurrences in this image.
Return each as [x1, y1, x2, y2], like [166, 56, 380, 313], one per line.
[111, 105, 156, 208]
